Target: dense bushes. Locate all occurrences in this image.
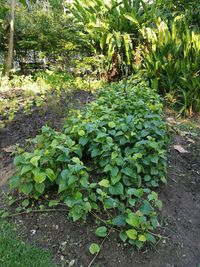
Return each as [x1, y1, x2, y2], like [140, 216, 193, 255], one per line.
[0, 1, 89, 71]
[71, 0, 156, 72]
[71, 0, 200, 114]
[141, 18, 200, 114]
[10, 76, 168, 249]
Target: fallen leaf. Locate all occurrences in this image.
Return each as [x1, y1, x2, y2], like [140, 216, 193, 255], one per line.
[2, 146, 16, 153]
[173, 145, 189, 153]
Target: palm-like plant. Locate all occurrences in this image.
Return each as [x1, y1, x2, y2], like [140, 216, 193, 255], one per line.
[71, 0, 154, 78]
[141, 17, 200, 114]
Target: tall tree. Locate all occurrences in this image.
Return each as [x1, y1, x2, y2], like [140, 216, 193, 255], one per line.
[4, 0, 15, 75]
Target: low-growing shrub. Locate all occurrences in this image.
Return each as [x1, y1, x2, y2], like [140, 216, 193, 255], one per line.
[10, 76, 168, 249]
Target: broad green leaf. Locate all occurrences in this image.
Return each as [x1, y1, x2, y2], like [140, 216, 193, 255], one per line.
[108, 122, 116, 128]
[66, 138, 75, 147]
[144, 175, 151, 182]
[35, 183, 45, 194]
[79, 136, 88, 146]
[113, 214, 126, 227]
[119, 231, 128, 242]
[30, 156, 41, 167]
[135, 240, 144, 249]
[140, 200, 153, 215]
[45, 168, 56, 182]
[80, 176, 89, 188]
[9, 176, 20, 189]
[104, 197, 119, 209]
[89, 243, 100, 255]
[150, 167, 159, 175]
[95, 226, 107, 237]
[14, 155, 24, 166]
[22, 199, 29, 207]
[61, 169, 70, 179]
[138, 234, 146, 242]
[70, 205, 84, 221]
[78, 130, 85, 136]
[49, 200, 59, 207]
[123, 13, 139, 27]
[146, 233, 156, 244]
[84, 202, 91, 212]
[20, 183, 33, 195]
[98, 179, 110, 188]
[150, 155, 159, 163]
[126, 213, 140, 228]
[126, 229, 137, 240]
[72, 157, 82, 164]
[21, 165, 32, 175]
[109, 182, 123, 195]
[32, 169, 46, 183]
[150, 217, 159, 228]
[91, 147, 101, 158]
[68, 175, 78, 185]
[110, 166, 119, 177]
[111, 173, 121, 184]
[122, 167, 134, 177]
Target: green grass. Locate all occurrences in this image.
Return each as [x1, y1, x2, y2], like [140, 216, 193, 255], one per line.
[0, 220, 57, 267]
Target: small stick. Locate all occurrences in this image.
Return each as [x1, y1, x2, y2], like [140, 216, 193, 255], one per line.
[148, 231, 170, 239]
[90, 212, 119, 232]
[88, 227, 112, 267]
[7, 208, 67, 218]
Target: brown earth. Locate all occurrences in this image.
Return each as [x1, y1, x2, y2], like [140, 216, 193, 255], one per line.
[0, 93, 200, 267]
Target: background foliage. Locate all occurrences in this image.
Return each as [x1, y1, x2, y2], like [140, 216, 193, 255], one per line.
[141, 17, 200, 114]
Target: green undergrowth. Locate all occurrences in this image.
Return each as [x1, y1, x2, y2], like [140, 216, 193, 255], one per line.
[0, 220, 56, 267]
[9, 75, 168, 249]
[0, 70, 104, 129]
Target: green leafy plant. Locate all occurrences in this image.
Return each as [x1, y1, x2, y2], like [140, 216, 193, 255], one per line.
[141, 17, 200, 114]
[10, 74, 168, 249]
[71, 0, 156, 75]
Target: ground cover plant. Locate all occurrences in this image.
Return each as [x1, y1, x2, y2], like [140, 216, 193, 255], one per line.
[9, 74, 168, 250]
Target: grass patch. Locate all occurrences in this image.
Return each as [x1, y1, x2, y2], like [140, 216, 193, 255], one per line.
[0, 220, 56, 267]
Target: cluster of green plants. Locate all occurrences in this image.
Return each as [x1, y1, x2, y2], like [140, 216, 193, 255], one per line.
[155, 0, 200, 30]
[71, 1, 200, 114]
[0, 0, 89, 72]
[141, 17, 200, 114]
[71, 0, 156, 71]
[10, 75, 168, 249]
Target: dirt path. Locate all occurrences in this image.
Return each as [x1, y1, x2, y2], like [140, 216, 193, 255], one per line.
[0, 100, 200, 267]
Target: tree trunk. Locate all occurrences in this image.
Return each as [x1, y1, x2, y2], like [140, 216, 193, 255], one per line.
[4, 0, 15, 76]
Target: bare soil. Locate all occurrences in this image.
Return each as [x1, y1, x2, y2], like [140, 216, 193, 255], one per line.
[0, 94, 200, 267]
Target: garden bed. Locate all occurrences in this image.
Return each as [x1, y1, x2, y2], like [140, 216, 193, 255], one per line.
[0, 86, 200, 267]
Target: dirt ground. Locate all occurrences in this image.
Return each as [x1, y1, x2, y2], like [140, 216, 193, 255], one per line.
[0, 92, 200, 267]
